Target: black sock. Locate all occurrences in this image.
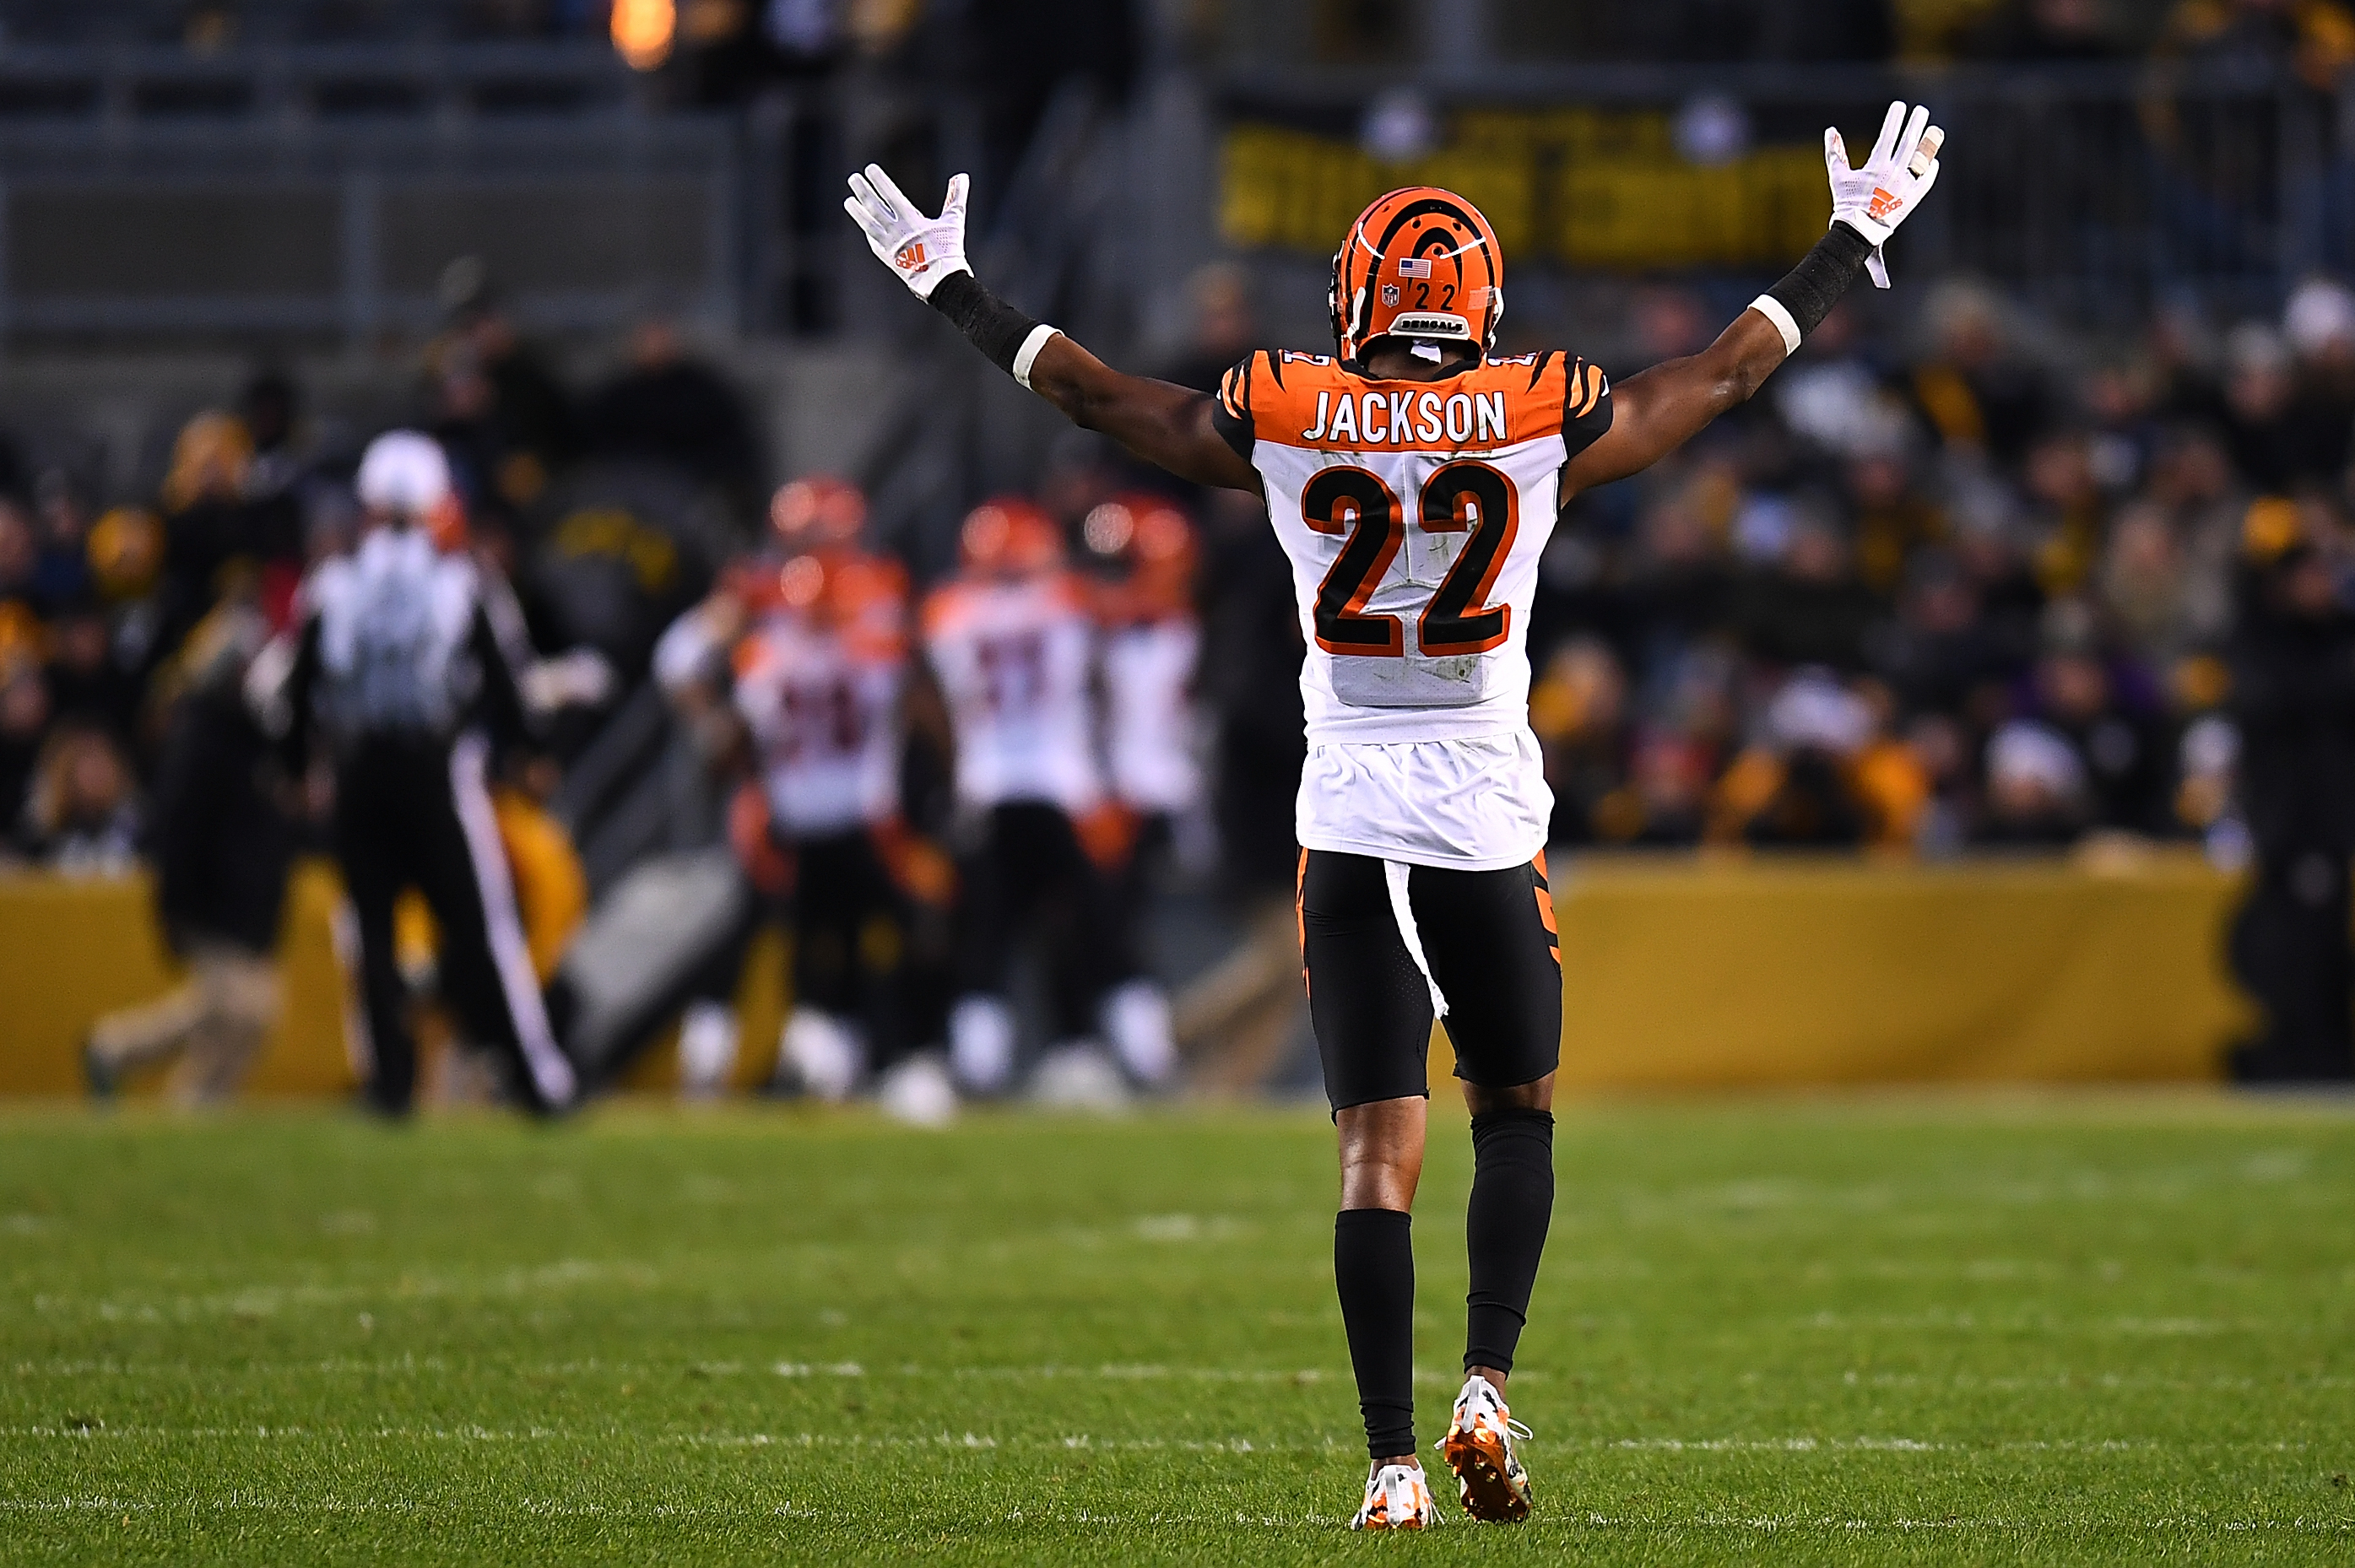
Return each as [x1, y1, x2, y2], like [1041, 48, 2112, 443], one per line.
[1464, 1108, 1555, 1376]
[1334, 1208, 1416, 1460]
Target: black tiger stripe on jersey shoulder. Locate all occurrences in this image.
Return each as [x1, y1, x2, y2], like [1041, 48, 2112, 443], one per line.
[1561, 354, 1614, 462]
[1526, 350, 1556, 393]
[1564, 358, 1605, 419]
[1211, 352, 1260, 461]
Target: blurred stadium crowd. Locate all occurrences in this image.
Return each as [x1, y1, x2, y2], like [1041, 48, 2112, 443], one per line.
[20, 266, 2355, 873]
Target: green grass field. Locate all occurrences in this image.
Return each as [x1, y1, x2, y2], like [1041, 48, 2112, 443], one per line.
[3, 1095, 2352, 1565]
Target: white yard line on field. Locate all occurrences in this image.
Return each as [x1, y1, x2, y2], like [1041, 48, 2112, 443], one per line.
[0, 1425, 2320, 1459]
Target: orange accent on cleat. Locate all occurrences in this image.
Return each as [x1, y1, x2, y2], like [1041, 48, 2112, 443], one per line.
[1442, 1376, 1533, 1522]
[1350, 1462, 1438, 1530]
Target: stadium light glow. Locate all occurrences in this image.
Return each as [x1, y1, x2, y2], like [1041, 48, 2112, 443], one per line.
[611, 0, 675, 71]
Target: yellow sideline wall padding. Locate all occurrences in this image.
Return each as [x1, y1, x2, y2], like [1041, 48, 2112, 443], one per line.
[2, 853, 2256, 1097]
[0, 862, 790, 1100]
[1549, 854, 2252, 1089]
[0, 861, 355, 1097]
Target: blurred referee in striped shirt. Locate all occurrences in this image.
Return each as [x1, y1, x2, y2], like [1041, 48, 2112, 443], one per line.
[258, 432, 577, 1116]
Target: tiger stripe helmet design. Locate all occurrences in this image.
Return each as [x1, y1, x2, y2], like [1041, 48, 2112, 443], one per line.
[1329, 187, 1505, 365]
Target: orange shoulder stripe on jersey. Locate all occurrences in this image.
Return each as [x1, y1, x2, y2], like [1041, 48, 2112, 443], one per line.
[1042, 570, 1092, 616]
[732, 634, 775, 680]
[918, 581, 977, 641]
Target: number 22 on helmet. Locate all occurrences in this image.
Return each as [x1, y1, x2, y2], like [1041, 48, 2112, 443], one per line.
[1328, 187, 1505, 364]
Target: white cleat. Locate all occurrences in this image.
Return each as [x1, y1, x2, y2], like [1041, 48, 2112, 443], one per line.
[778, 1007, 864, 1103]
[948, 994, 1016, 1095]
[1028, 1041, 1131, 1111]
[1349, 1461, 1439, 1531]
[676, 1001, 739, 1100]
[1101, 979, 1177, 1087]
[874, 1054, 957, 1128]
[1439, 1373, 1534, 1522]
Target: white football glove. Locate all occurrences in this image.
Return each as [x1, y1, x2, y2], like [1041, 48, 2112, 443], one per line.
[1824, 100, 1944, 289]
[844, 164, 972, 301]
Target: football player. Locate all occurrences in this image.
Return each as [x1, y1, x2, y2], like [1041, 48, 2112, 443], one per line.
[848, 100, 1946, 1527]
[1082, 493, 1203, 1088]
[653, 478, 934, 1107]
[730, 478, 929, 1103]
[920, 498, 1123, 1095]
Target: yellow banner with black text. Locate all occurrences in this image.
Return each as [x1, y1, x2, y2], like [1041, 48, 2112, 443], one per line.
[1221, 109, 1832, 272]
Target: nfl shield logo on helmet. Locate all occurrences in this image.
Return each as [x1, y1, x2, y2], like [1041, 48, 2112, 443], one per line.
[1382, 283, 1401, 306]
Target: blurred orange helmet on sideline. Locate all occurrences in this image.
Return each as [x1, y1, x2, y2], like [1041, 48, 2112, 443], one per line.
[771, 475, 866, 550]
[1085, 494, 1196, 616]
[1329, 187, 1505, 364]
[960, 497, 1063, 577]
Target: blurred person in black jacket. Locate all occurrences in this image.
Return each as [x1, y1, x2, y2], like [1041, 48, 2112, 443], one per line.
[2224, 527, 2355, 1082]
[582, 314, 762, 522]
[1732, 516, 1881, 672]
[2024, 603, 2174, 835]
[82, 603, 293, 1104]
[154, 411, 303, 680]
[432, 260, 578, 514]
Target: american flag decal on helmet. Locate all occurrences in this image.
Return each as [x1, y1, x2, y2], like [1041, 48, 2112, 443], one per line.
[1398, 257, 1432, 278]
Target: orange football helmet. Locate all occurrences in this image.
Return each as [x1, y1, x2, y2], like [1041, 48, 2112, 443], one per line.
[771, 475, 866, 549]
[1329, 187, 1505, 364]
[772, 548, 899, 613]
[1084, 494, 1196, 618]
[960, 497, 1064, 577]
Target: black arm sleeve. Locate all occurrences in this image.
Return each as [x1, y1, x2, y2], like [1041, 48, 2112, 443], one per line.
[1763, 221, 1876, 343]
[275, 616, 322, 776]
[928, 273, 1044, 378]
[468, 603, 533, 756]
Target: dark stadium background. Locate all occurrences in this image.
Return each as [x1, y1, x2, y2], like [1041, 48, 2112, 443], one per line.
[1, 0, 2352, 1096]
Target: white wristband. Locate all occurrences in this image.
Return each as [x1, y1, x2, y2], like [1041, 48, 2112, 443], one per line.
[1012, 324, 1062, 390]
[1749, 295, 1803, 359]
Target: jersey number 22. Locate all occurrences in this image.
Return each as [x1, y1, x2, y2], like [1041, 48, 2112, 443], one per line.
[1303, 462, 1519, 659]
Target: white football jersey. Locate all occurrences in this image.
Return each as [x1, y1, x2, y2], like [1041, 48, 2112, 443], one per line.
[922, 570, 1102, 814]
[1213, 349, 1613, 867]
[1100, 616, 1201, 814]
[733, 594, 907, 838]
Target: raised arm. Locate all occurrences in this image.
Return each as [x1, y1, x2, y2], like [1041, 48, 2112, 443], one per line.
[845, 167, 1257, 493]
[1565, 100, 1944, 499]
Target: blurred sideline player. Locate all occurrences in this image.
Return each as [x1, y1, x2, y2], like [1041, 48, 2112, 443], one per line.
[848, 99, 1946, 1526]
[1080, 492, 1201, 1087]
[734, 479, 947, 1111]
[653, 478, 952, 1117]
[922, 499, 1156, 1094]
